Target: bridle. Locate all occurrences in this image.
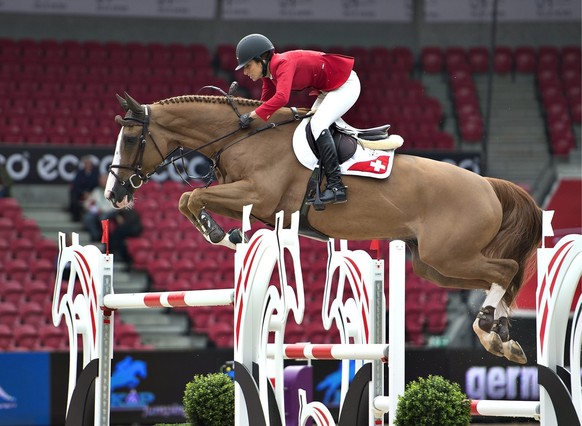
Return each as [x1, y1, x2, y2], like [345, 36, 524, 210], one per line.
[108, 105, 169, 191]
[108, 88, 313, 193]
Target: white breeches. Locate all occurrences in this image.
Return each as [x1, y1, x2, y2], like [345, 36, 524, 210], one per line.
[309, 70, 361, 138]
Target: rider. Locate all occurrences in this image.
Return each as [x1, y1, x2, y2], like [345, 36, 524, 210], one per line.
[234, 33, 361, 205]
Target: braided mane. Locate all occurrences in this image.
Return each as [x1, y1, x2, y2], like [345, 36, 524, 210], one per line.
[155, 95, 262, 107]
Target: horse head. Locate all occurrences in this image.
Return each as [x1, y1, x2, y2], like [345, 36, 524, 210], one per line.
[105, 92, 171, 208]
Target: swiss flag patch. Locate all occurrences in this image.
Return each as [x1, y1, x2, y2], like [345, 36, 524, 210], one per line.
[347, 156, 391, 174]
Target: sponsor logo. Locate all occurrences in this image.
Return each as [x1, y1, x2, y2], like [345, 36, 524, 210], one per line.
[465, 366, 539, 400]
[111, 356, 154, 408]
[0, 385, 17, 410]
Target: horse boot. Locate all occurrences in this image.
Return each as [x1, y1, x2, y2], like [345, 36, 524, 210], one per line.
[309, 128, 347, 205]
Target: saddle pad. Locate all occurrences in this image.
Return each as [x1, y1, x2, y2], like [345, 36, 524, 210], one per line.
[293, 119, 395, 179]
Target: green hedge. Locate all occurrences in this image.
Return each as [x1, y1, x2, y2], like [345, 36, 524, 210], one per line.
[395, 375, 471, 426]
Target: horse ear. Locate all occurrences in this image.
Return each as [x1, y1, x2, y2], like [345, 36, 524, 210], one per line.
[116, 93, 129, 111]
[124, 92, 144, 114]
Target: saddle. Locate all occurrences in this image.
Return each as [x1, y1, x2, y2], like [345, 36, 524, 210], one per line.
[306, 121, 395, 163]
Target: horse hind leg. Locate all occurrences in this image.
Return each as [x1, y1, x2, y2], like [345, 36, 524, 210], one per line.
[491, 304, 527, 364]
[409, 242, 527, 363]
[472, 284, 527, 364]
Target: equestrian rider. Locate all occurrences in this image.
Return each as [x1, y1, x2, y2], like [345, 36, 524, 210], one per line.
[235, 34, 361, 205]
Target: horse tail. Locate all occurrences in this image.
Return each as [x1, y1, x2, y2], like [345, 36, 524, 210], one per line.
[485, 177, 543, 306]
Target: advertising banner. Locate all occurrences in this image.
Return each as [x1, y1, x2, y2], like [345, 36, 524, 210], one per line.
[425, 0, 581, 22]
[0, 144, 481, 184]
[0, 144, 212, 185]
[0, 0, 217, 19]
[0, 352, 51, 426]
[222, 0, 413, 22]
[45, 340, 544, 424]
[50, 349, 233, 425]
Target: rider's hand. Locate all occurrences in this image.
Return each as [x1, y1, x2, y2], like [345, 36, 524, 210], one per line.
[239, 112, 253, 129]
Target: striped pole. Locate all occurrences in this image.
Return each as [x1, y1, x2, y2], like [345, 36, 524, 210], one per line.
[103, 289, 234, 309]
[470, 400, 540, 419]
[267, 343, 389, 361]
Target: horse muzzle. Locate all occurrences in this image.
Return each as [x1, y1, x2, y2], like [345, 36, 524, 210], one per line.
[105, 185, 134, 209]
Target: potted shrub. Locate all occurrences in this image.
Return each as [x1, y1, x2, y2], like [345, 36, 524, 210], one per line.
[394, 375, 471, 426]
[183, 372, 235, 426]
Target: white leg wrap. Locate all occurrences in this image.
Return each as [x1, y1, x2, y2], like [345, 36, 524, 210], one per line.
[494, 302, 509, 319]
[482, 283, 506, 309]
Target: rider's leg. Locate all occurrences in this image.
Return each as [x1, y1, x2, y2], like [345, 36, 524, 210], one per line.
[309, 71, 360, 205]
[313, 128, 346, 203]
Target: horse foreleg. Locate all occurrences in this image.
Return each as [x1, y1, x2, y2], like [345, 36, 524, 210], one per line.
[178, 182, 260, 250]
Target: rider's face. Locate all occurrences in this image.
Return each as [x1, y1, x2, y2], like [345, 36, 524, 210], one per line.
[243, 60, 263, 81]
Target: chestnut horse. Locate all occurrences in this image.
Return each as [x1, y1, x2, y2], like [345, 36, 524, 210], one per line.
[105, 93, 542, 364]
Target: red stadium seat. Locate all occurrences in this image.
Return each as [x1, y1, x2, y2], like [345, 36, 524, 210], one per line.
[444, 46, 468, 70]
[39, 324, 67, 350]
[0, 302, 18, 327]
[0, 324, 12, 350]
[0, 197, 22, 219]
[514, 46, 536, 74]
[421, 46, 443, 74]
[0, 280, 24, 304]
[13, 324, 40, 350]
[561, 46, 581, 71]
[468, 46, 489, 73]
[537, 46, 559, 72]
[20, 301, 46, 326]
[459, 117, 484, 143]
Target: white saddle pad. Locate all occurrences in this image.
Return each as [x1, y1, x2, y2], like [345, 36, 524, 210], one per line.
[292, 119, 401, 179]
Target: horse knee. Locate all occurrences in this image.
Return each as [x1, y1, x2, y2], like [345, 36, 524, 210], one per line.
[178, 192, 193, 215]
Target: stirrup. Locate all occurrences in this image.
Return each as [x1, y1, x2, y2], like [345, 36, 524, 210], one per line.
[319, 185, 347, 204]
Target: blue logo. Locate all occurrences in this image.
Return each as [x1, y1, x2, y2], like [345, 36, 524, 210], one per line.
[110, 356, 154, 408]
[315, 360, 356, 406]
[0, 385, 16, 409]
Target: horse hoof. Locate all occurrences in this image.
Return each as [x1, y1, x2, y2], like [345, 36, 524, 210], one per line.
[502, 340, 528, 364]
[227, 228, 246, 245]
[473, 318, 504, 357]
[208, 228, 226, 244]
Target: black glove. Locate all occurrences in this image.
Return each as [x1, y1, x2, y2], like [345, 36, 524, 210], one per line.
[239, 112, 253, 129]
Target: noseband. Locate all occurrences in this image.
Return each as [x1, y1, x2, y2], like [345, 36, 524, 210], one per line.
[108, 105, 167, 190]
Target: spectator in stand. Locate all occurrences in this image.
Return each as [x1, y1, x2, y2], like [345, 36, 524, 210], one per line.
[109, 209, 143, 267]
[69, 155, 99, 222]
[0, 163, 13, 198]
[83, 174, 117, 242]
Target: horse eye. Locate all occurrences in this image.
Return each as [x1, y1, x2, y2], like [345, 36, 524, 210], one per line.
[125, 136, 138, 145]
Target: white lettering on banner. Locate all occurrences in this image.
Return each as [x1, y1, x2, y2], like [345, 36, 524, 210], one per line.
[0, 0, 216, 19]
[465, 366, 539, 400]
[2, 149, 211, 183]
[99, 155, 114, 177]
[223, 0, 412, 21]
[4, 153, 30, 181]
[37, 154, 60, 181]
[425, 0, 581, 22]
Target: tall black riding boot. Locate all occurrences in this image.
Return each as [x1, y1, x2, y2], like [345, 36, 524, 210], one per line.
[313, 128, 347, 204]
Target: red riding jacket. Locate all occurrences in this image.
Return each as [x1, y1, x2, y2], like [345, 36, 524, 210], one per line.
[255, 50, 355, 121]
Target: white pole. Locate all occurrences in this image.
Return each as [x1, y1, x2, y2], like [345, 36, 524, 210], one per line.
[388, 240, 406, 426]
[471, 400, 540, 418]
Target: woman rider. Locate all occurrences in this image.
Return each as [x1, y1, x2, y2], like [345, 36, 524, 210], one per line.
[234, 33, 361, 205]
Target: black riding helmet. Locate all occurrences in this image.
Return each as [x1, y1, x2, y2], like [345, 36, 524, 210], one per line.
[235, 34, 275, 76]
